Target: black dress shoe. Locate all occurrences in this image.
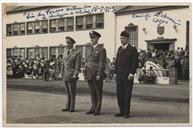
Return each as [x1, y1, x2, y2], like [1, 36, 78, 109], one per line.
[124, 114, 130, 118]
[94, 112, 100, 115]
[114, 113, 124, 117]
[62, 108, 69, 112]
[69, 110, 75, 112]
[86, 110, 94, 114]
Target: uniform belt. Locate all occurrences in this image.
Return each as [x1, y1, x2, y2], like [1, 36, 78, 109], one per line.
[86, 62, 99, 67]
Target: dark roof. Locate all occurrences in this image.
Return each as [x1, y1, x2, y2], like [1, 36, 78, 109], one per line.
[115, 5, 189, 15]
[6, 6, 68, 14]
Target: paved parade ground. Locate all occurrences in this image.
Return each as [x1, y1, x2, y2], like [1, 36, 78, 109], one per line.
[5, 79, 190, 126]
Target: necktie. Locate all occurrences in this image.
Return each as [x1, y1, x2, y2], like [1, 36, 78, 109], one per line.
[67, 50, 70, 55]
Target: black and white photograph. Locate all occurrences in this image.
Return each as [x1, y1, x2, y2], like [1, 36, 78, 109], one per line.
[2, 1, 191, 127]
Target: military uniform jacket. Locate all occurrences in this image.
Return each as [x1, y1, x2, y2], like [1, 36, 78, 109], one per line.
[115, 44, 138, 79]
[85, 44, 107, 80]
[60, 48, 81, 81]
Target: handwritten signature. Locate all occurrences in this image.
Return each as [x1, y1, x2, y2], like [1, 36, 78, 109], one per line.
[132, 11, 181, 26]
[23, 5, 116, 20]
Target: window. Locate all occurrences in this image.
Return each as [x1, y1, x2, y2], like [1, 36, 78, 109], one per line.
[27, 22, 34, 34]
[20, 48, 25, 58]
[42, 20, 48, 33]
[50, 19, 58, 33]
[75, 13, 103, 30]
[96, 14, 104, 28]
[7, 23, 25, 36]
[42, 47, 48, 57]
[67, 17, 74, 31]
[86, 15, 93, 29]
[34, 21, 41, 34]
[27, 48, 34, 58]
[6, 24, 12, 36]
[19, 23, 25, 35]
[125, 23, 138, 49]
[58, 19, 65, 32]
[50, 47, 56, 59]
[76, 16, 83, 30]
[129, 28, 137, 48]
[58, 47, 64, 58]
[34, 48, 41, 56]
[13, 24, 19, 35]
[13, 48, 20, 57]
[7, 49, 13, 57]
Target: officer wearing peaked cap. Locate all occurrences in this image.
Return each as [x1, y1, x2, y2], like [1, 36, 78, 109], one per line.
[66, 36, 76, 44]
[84, 31, 107, 115]
[114, 31, 138, 118]
[60, 36, 81, 112]
[89, 31, 101, 38]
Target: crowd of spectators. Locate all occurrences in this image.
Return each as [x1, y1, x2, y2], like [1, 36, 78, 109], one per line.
[6, 55, 64, 80]
[138, 47, 189, 83]
[7, 47, 189, 82]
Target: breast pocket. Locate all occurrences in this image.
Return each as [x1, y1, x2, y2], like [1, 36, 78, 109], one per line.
[94, 51, 100, 57]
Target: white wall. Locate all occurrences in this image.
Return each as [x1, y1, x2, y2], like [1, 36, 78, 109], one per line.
[3, 7, 116, 60]
[115, 8, 191, 52]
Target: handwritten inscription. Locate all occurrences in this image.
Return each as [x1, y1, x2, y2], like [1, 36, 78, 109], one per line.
[23, 5, 116, 20]
[132, 11, 181, 26]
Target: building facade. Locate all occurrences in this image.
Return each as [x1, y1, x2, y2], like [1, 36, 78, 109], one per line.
[3, 5, 191, 61]
[3, 5, 116, 60]
[115, 6, 190, 52]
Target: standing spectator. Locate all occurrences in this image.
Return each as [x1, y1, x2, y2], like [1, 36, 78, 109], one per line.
[55, 56, 63, 80]
[184, 55, 189, 80]
[50, 58, 56, 80]
[180, 47, 185, 56]
[109, 58, 116, 80]
[168, 55, 178, 84]
[43, 58, 50, 81]
[105, 58, 111, 80]
[181, 55, 189, 80]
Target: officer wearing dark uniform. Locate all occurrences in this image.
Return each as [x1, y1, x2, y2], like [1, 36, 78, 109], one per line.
[60, 36, 81, 112]
[114, 31, 138, 118]
[84, 31, 107, 115]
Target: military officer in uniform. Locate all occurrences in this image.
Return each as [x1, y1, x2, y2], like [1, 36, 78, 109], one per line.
[114, 31, 138, 118]
[60, 36, 81, 112]
[84, 31, 107, 115]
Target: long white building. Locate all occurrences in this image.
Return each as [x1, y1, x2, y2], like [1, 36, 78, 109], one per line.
[3, 4, 191, 61]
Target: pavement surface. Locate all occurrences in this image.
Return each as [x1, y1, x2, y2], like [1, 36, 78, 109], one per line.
[7, 79, 190, 102]
[5, 79, 190, 126]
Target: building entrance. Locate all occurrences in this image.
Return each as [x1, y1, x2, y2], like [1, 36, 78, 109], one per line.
[145, 37, 177, 51]
[153, 43, 170, 51]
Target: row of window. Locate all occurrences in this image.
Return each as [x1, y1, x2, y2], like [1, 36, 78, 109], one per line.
[6, 13, 104, 36]
[6, 44, 104, 59]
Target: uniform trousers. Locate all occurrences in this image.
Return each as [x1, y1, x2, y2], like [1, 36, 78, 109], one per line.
[88, 79, 103, 113]
[64, 81, 77, 111]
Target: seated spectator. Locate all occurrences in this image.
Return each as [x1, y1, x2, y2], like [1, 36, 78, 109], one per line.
[138, 68, 146, 84]
[145, 66, 157, 84]
[7, 62, 13, 79]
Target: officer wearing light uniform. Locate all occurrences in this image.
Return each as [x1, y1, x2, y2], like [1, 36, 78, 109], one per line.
[60, 36, 81, 112]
